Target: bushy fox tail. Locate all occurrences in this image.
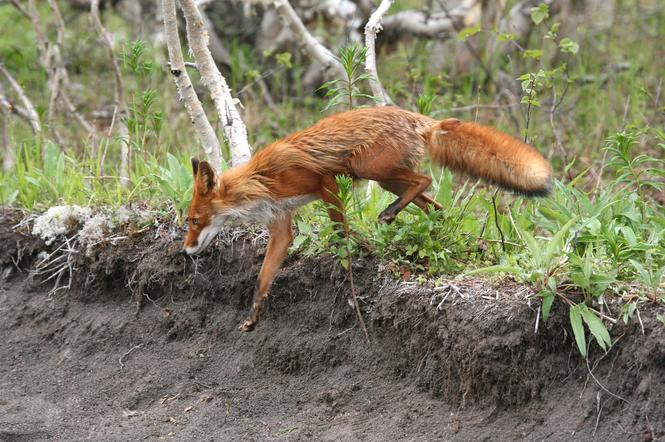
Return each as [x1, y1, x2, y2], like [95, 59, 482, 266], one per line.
[424, 118, 552, 196]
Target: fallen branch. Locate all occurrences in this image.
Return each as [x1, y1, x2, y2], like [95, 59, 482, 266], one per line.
[91, 0, 130, 186]
[382, 0, 481, 38]
[364, 0, 393, 106]
[270, 0, 346, 79]
[162, 0, 223, 171]
[179, 0, 251, 166]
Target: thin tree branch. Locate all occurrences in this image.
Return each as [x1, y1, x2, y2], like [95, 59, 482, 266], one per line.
[162, 0, 222, 171]
[27, 0, 49, 69]
[8, 0, 31, 20]
[364, 0, 393, 106]
[179, 0, 251, 167]
[0, 102, 12, 171]
[90, 0, 130, 185]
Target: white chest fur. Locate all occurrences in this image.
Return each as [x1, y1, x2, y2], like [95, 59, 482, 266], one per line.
[225, 194, 318, 224]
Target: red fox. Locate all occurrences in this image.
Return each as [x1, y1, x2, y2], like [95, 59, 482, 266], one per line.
[183, 107, 551, 331]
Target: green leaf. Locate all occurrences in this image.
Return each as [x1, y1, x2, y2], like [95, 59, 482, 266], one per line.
[546, 22, 560, 39]
[498, 33, 515, 41]
[580, 306, 611, 352]
[292, 235, 307, 249]
[559, 37, 579, 55]
[457, 25, 481, 41]
[569, 304, 587, 357]
[538, 290, 555, 321]
[621, 303, 637, 324]
[523, 49, 544, 60]
[530, 4, 549, 25]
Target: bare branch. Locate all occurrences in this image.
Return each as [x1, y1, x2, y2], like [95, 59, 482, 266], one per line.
[90, 0, 130, 186]
[0, 92, 33, 123]
[27, 0, 49, 69]
[364, 0, 393, 106]
[270, 0, 346, 79]
[162, 0, 222, 171]
[0, 64, 41, 134]
[179, 0, 252, 167]
[8, 0, 31, 20]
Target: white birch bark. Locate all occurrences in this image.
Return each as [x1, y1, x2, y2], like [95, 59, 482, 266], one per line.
[179, 0, 251, 167]
[91, 0, 130, 187]
[162, 0, 222, 171]
[364, 0, 393, 107]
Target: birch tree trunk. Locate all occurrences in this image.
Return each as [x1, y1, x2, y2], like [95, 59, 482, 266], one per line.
[364, 0, 393, 106]
[162, 0, 223, 171]
[179, 0, 251, 167]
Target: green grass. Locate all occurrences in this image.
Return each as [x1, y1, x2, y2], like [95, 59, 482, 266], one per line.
[0, 1, 664, 356]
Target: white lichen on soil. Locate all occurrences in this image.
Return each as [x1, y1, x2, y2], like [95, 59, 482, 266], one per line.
[78, 213, 115, 248]
[31, 205, 152, 251]
[32, 205, 92, 245]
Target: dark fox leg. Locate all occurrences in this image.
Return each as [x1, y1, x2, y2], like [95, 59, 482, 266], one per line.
[378, 180, 443, 213]
[371, 169, 433, 224]
[239, 213, 293, 332]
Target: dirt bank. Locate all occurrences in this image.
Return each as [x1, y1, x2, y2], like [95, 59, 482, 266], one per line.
[0, 213, 663, 441]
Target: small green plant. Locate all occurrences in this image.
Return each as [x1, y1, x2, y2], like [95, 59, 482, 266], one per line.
[153, 153, 193, 225]
[320, 44, 375, 111]
[603, 130, 665, 205]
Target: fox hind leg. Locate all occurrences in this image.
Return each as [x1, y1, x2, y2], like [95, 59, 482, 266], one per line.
[372, 170, 433, 224]
[378, 180, 443, 214]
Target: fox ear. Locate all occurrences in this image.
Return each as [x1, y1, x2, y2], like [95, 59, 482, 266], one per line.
[191, 157, 200, 177]
[439, 118, 462, 132]
[196, 161, 216, 195]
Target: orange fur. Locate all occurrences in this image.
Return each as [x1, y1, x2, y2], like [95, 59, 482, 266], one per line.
[183, 107, 552, 331]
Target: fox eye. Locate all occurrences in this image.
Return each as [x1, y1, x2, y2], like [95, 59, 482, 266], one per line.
[191, 218, 199, 226]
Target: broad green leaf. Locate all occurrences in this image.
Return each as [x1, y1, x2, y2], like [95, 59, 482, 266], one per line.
[531, 4, 549, 25]
[569, 304, 587, 357]
[580, 306, 611, 351]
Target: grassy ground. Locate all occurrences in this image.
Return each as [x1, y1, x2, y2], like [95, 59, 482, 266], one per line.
[1, 2, 664, 355]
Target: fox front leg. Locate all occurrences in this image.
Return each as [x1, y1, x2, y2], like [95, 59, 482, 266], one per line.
[239, 214, 293, 332]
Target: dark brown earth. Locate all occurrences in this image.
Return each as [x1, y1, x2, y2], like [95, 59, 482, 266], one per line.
[0, 212, 664, 441]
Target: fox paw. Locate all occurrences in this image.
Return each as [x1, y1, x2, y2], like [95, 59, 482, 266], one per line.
[378, 212, 396, 224]
[239, 319, 256, 332]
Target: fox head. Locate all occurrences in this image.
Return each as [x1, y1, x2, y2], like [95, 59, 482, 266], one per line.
[183, 158, 225, 255]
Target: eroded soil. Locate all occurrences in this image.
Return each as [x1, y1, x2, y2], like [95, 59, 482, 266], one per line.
[0, 213, 664, 441]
